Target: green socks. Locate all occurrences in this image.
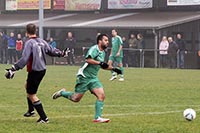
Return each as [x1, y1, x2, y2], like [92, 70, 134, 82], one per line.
[120, 66, 124, 75]
[94, 100, 104, 119]
[60, 92, 105, 119]
[61, 91, 74, 99]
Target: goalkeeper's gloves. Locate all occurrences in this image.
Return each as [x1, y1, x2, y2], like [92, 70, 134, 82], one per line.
[63, 48, 70, 57]
[5, 65, 16, 79]
[99, 62, 109, 69]
[54, 49, 64, 57]
[112, 68, 122, 75]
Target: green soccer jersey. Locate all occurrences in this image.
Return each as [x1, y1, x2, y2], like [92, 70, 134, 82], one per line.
[111, 35, 123, 57]
[77, 45, 105, 78]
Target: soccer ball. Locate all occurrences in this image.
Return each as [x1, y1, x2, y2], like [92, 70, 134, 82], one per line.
[183, 108, 196, 121]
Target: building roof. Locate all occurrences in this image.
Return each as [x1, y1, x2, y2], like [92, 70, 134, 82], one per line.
[0, 11, 200, 29]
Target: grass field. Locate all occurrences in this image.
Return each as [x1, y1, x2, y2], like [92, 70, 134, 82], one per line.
[0, 64, 200, 133]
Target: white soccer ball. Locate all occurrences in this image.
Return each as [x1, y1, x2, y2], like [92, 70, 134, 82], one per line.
[183, 108, 196, 121]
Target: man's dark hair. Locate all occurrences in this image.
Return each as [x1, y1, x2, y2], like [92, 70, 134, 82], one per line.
[26, 23, 36, 35]
[97, 34, 108, 44]
[112, 29, 117, 33]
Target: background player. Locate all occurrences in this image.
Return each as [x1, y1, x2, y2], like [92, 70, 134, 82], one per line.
[5, 23, 64, 123]
[52, 34, 121, 123]
[108, 29, 124, 81]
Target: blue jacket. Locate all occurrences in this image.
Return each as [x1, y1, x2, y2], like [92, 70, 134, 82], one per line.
[3, 34, 16, 49]
[49, 41, 57, 48]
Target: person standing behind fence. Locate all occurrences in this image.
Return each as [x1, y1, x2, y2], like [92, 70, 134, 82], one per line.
[2, 32, 17, 64]
[122, 37, 129, 67]
[168, 37, 178, 69]
[48, 37, 57, 65]
[48, 37, 56, 49]
[137, 33, 145, 49]
[64, 32, 76, 65]
[176, 33, 187, 69]
[16, 34, 23, 60]
[128, 34, 138, 67]
[137, 33, 145, 67]
[22, 32, 28, 43]
[159, 36, 169, 68]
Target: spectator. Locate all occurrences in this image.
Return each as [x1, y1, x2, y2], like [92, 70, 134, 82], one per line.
[137, 33, 145, 67]
[128, 34, 138, 67]
[122, 37, 129, 67]
[48, 37, 57, 48]
[159, 36, 169, 68]
[16, 33, 23, 60]
[2, 32, 17, 64]
[137, 33, 145, 49]
[176, 33, 187, 69]
[48, 37, 57, 64]
[168, 37, 178, 69]
[22, 32, 28, 43]
[64, 32, 76, 65]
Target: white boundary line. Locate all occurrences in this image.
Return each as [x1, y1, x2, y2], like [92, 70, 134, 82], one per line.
[2, 109, 199, 121]
[0, 104, 199, 108]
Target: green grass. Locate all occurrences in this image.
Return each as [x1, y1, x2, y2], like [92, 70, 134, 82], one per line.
[0, 65, 200, 133]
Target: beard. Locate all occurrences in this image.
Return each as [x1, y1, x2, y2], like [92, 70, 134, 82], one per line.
[101, 45, 108, 50]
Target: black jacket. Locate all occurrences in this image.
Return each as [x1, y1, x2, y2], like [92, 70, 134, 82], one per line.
[176, 39, 186, 51]
[64, 37, 76, 50]
[168, 41, 178, 55]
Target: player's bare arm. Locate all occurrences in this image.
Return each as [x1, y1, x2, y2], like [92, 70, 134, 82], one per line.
[86, 58, 100, 65]
[86, 58, 121, 74]
[86, 58, 109, 69]
[116, 45, 122, 56]
[109, 48, 112, 56]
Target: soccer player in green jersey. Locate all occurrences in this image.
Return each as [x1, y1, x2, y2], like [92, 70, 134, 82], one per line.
[52, 34, 121, 123]
[108, 29, 124, 81]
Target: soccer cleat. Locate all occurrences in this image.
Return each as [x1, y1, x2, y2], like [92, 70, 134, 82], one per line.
[109, 75, 117, 81]
[52, 88, 66, 99]
[93, 117, 110, 123]
[118, 77, 124, 81]
[23, 111, 36, 117]
[37, 118, 49, 124]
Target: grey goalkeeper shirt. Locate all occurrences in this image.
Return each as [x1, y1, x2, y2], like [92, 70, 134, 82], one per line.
[14, 37, 62, 72]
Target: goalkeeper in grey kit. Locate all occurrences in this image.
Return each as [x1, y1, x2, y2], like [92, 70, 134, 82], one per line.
[5, 23, 64, 123]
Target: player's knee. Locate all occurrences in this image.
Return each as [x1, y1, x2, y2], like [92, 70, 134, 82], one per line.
[108, 61, 112, 66]
[28, 94, 39, 102]
[72, 98, 80, 102]
[71, 97, 81, 102]
[98, 93, 105, 101]
[118, 63, 123, 67]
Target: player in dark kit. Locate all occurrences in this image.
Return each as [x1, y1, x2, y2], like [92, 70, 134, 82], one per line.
[5, 23, 64, 123]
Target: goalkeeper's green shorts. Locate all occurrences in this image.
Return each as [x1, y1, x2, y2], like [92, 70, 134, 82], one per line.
[109, 56, 123, 64]
[74, 76, 103, 94]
